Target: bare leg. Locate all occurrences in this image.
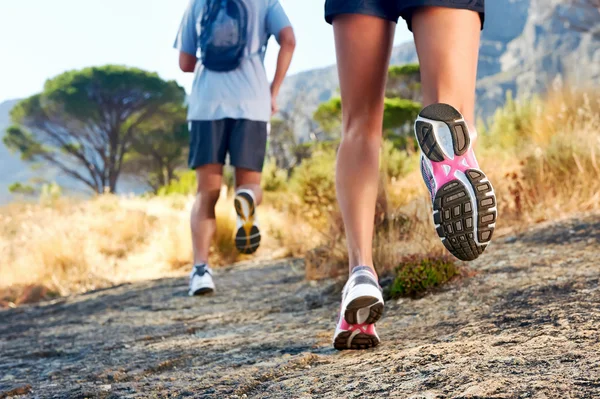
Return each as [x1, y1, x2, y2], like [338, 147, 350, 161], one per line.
[191, 164, 223, 265]
[412, 7, 481, 134]
[235, 167, 263, 205]
[333, 15, 396, 275]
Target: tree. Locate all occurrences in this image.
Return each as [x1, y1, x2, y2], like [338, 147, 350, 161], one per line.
[268, 118, 296, 170]
[4, 65, 186, 194]
[386, 64, 421, 101]
[383, 98, 421, 130]
[313, 96, 420, 136]
[123, 104, 189, 192]
[313, 97, 342, 136]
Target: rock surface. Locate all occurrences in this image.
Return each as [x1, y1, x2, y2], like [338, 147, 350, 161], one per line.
[1, 215, 599, 398]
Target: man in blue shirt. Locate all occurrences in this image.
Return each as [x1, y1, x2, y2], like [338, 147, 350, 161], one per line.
[174, 0, 295, 296]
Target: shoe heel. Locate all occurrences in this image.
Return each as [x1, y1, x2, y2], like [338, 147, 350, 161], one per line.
[415, 103, 470, 162]
[343, 284, 384, 325]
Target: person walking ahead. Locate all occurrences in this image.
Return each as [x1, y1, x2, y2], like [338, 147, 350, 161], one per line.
[326, 1, 498, 349]
[174, 0, 295, 296]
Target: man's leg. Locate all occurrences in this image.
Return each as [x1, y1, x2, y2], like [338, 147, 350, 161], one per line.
[235, 168, 263, 206]
[412, 6, 481, 135]
[233, 167, 263, 254]
[190, 164, 223, 265]
[333, 14, 396, 275]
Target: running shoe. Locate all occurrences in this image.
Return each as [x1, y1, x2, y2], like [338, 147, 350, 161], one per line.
[333, 318, 380, 350]
[189, 264, 215, 296]
[333, 266, 384, 350]
[415, 103, 497, 261]
[234, 189, 261, 254]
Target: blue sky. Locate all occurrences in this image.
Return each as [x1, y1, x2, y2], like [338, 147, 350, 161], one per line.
[0, 0, 414, 103]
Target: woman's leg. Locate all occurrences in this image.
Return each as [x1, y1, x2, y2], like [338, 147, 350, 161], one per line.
[412, 6, 481, 134]
[411, 7, 497, 261]
[333, 14, 396, 275]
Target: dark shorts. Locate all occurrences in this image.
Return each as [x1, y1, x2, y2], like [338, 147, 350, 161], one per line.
[325, 0, 485, 31]
[188, 119, 268, 172]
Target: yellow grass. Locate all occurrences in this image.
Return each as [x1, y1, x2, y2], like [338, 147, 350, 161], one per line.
[0, 189, 315, 304]
[2, 87, 598, 305]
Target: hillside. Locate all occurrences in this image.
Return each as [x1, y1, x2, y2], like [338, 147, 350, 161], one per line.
[279, 0, 600, 138]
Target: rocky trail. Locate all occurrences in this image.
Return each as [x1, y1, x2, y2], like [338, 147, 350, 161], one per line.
[1, 215, 599, 398]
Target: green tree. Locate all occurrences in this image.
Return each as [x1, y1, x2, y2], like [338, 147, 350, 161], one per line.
[313, 97, 342, 136]
[386, 64, 421, 101]
[123, 104, 189, 192]
[8, 182, 36, 196]
[383, 98, 421, 130]
[313, 96, 420, 137]
[4, 65, 186, 194]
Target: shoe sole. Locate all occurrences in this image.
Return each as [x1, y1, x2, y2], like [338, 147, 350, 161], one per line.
[333, 330, 380, 350]
[415, 103, 497, 261]
[189, 287, 214, 296]
[343, 284, 384, 325]
[234, 192, 261, 255]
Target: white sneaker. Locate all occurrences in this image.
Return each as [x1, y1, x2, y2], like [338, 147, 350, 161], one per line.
[188, 264, 215, 296]
[234, 189, 261, 254]
[341, 266, 384, 325]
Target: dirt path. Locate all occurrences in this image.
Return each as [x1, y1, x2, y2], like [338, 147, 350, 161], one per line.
[1, 215, 599, 398]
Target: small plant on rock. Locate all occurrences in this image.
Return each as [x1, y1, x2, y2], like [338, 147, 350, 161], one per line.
[388, 256, 459, 299]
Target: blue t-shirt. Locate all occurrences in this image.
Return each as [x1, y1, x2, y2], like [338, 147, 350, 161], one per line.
[174, 0, 291, 122]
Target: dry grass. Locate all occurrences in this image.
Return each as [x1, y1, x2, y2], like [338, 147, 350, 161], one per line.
[0, 189, 313, 306]
[1, 87, 598, 306]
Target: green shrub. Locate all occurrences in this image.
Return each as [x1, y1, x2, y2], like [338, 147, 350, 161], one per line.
[157, 170, 196, 196]
[389, 256, 459, 298]
[480, 91, 542, 152]
[157, 167, 234, 196]
[380, 140, 414, 180]
[261, 159, 288, 192]
[290, 145, 337, 222]
[388, 64, 420, 77]
[40, 183, 62, 205]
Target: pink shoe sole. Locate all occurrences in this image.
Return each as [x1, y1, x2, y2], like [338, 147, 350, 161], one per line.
[415, 103, 498, 261]
[333, 318, 380, 350]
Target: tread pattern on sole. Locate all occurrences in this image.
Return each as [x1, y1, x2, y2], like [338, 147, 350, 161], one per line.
[465, 169, 497, 245]
[191, 287, 214, 296]
[333, 331, 380, 351]
[234, 194, 261, 254]
[416, 121, 444, 162]
[344, 297, 384, 325]
[433, 169, 496, 261]
[235, 225, 261, 254]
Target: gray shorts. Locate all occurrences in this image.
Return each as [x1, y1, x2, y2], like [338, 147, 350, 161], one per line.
[325, 0, 485, 31]
[188, 119, 268, 172]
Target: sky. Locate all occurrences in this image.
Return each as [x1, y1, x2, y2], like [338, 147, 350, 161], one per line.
[0, 0, 414, 103]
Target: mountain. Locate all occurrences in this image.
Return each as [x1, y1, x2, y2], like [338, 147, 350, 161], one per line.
[2, 0, 599, 202]
[279, 0, 600, 138]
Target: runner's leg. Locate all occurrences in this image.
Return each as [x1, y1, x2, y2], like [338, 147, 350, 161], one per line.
[333, 14, 396, 275]
[190, 164, 223, 264]
[411, 6, 481, 136]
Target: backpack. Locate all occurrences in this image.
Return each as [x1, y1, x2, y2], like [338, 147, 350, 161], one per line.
[199, 0, 249, 72]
